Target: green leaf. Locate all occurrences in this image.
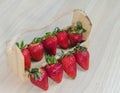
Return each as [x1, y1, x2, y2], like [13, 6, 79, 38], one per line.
[53, 27, 61, 35]
[80, 28, 86, 33]
[15, 41, 27, 49]
[33, 38, 38, 43]
[70, 21, 86, 34]
[74, 43, 87, 52]
[74, 43, 80, 52]
[16, 42, 19, 48]
[31, 68, 39, 73]
[54, 27, 61, 32]
[32, 37, 42, 44]
[30, 68, 41, 80]
[41, 36, 45, 41]
[45, 55, 49, 63]
[37, 72, 41, 77]
[45, 55, 57, 64]
[80, 46, 87, 52]
[21, 41, 24, 48]
[46, 32, 52, 36]
[77, 21, 82, 29]
[34, 74, 38, 80]
[45, 32, 52, 38]
[65, 51, 73, 56]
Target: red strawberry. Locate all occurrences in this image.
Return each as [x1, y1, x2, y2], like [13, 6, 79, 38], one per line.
[30, 68, 48, 90]
[45, 55, 63, 83]
[68, 21, 86, 47]
[16, 41, 31, 70]
[42, 32, 57, 55]
[74, 44, 89, 70]
[61, 53, 76, 79]
[54, 27, 68, 49]
[28, 37, 44, 61]
[68, 33, 83, 46]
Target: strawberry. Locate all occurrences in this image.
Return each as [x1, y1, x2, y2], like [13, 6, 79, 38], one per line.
[61, 52, 76, 79]
[45, 55, 63, 83]
[16, 41, 31, 70]
[53, 27, 68, 49]
[42, 32, 57, 55]
[29, 68, 48, 90]
[68, 21, 86, 47]
[74, 44, 89, 70]
[28, 37, 44, 61]
[68, 33, 83, 47]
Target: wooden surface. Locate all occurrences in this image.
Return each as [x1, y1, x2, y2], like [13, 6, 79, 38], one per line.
[0, 0, 120, 93]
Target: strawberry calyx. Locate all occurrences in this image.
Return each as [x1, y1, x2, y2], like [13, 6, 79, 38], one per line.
[16, 41, 27, 50]
[32, 37, 42, 44]
[68, 21, 86, 34]
[65, 51, 74, 56]
[28, 68, 41, 80]
[74, 43, 87, 53]
[45, 55, 58, 65]
[58, 50, 73, 59]
[42, 32, 54, 40]
[52, 27, 61, 35]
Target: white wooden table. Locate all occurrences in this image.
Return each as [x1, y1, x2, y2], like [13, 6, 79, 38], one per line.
[0, 0, 120, 93]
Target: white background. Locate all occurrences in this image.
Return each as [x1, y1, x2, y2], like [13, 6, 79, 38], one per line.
[0, 0, 120, 93]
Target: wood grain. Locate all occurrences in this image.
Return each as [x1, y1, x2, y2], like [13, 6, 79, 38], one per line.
[0, 0, 120, 93]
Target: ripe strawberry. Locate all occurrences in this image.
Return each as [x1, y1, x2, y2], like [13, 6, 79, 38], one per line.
[42, 32, 57, 55]
[16, 41, 31, 70]
[61, 52, 76, 79]
[28, 37, 44, 61]
[68, 21, 86, 47]
[74, 44, 89, 70]
[45, 55, 63, 83]
[54, 27, 68, 49]
[29, 68, 48, 90]
[68, 33, 83, 47]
